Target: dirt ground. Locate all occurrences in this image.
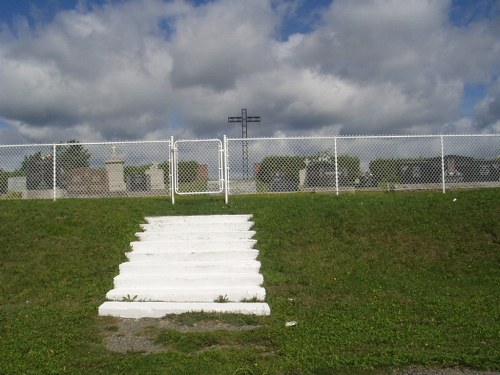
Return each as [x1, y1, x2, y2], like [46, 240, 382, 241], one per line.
[101, 316, 259, 354]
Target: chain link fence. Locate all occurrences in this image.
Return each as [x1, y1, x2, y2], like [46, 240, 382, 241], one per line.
[0, 141, 172, 200]
[226, 135, 500, 195]
[0, 135, 498, 201]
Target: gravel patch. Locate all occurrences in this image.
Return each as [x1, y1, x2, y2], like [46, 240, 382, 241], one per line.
[101, 316, 259, 354]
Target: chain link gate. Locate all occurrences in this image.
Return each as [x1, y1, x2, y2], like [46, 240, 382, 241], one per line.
[172, 139, 225, 195]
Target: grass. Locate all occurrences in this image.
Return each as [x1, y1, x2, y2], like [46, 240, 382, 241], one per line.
[0, 190, 499, 374]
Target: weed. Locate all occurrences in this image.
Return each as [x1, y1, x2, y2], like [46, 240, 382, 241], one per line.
[240, 296, 262, 302]
[121, 294, 138, 302]
[214, 294, 230, 303]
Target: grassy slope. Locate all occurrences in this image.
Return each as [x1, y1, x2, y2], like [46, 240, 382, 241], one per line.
[0, 190, 499, 374]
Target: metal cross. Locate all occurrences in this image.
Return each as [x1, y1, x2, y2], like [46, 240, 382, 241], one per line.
[228, 108, 261, 178]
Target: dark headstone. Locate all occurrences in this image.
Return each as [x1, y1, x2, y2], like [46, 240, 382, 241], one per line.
[270, 172, 297, 192]
[26, 156, 53, 190]
[305, 162, 351, 187]
[126, 174, 151, 191]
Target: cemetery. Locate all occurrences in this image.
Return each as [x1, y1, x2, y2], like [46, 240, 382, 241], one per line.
[1, 135, 498, 200]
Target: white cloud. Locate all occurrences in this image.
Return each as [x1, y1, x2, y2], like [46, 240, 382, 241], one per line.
[0, 0, 498, 144]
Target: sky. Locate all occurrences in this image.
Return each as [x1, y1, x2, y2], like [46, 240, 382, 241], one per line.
[0, 0, 498, 143]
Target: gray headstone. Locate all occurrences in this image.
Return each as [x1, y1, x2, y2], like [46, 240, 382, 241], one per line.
[67, 168, 109, 195]
[145, 164, 165, 190]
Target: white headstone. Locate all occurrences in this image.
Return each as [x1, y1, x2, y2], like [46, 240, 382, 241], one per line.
[299, 169, 306, 188]
[106, 146, 126, 192]
[145, 164, 165, 190]
[8, 176, 27, 193]
[7, 176, 27, 198]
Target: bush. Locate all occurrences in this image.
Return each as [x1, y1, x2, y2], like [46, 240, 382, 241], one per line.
[256, 156, 306, 183]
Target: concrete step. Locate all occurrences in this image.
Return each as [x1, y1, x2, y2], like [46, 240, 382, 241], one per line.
[99, 301, 270, 318]
[130, 239, 257, 252]
[136, 231, 256, 241]
[106, 286, 266, 302]
[113, 273, 264, 288]
[140, 222, 254, 232]
[126, 250, 260, 262]
[100, 214, 270, 318]
[145, 215, 253, 224]
[119, 260, 261, 274]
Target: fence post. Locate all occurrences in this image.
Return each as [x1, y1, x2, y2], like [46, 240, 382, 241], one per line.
[223, 135, 229, 204]
[170, 136, 175, 205]
[334, 137, 339, 196]
[440, 135, 446, 194]
[52, 144, 57, 201]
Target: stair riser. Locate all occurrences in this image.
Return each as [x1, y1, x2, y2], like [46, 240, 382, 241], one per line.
[99, 301, 270, 318]
[140, 222, 254, 232]
[114, 275, 264, 288]
[145, 215, 253, 224]
[136, 231, 256, 241]
[106, 288, 266, 302]
[119, 262, 261, 274]
[126, 250, 260, 262]
[130, 239, 257, 252]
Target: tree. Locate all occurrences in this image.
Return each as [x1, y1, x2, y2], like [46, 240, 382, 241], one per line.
[57, 140, 90, 171]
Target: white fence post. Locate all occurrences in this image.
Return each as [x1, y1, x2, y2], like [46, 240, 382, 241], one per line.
[334, 137, 339, 196]
[224, 135, 229, 204]
[52, 144, 57, 201]
[170, 136, 175, 205]
[440, 135, 446, 194]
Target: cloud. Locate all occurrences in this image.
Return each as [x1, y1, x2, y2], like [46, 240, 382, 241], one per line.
[169, 0, 276, 90]
[0, 0, 498, 143]
[0, 0, 186, 140]
[475, 79, 500, 132]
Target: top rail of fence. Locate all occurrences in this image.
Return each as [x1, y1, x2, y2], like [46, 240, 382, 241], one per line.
[0, 139, 172, 148]
[227, 134, 500, 141]
[1, 134, 499, 148]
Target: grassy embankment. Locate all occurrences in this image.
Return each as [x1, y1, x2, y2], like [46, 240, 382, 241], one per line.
[0, 189, 499, 374]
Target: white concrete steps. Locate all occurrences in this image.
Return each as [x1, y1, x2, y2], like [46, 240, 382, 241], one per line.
[119, 260, 261, 274]
[101, 302, 270, 318]
[140, 222, 254, 232]
[125, 250, 260, 262]
[135, 231, 256, 241]
[113, 273, 264, 288]
[144, 214, 253, 224]
[99, 214, 270, 318]
[105, 286, 267, 302]
[129, 239, 257, 252]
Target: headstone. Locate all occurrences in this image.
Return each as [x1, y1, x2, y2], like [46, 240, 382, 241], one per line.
[197, 164, 209, 180]
[269, 172, 297, 192]
[7, 176, 27, 198]
[8, 176, 27, 193]
[305, 161, 337, 187]
[26, 155, 53, 190]
[399, 160, 440, 184]
[145, 164, 165, 190]
[229, 180, 257, 194]
[106, 146, 126, 192]
[67, 168, 108, 195]
[126, 174, 151, 191]
[298, 169, 306, 188]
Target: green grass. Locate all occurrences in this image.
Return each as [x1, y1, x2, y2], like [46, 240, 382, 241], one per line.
[0, 190, 499, 374]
